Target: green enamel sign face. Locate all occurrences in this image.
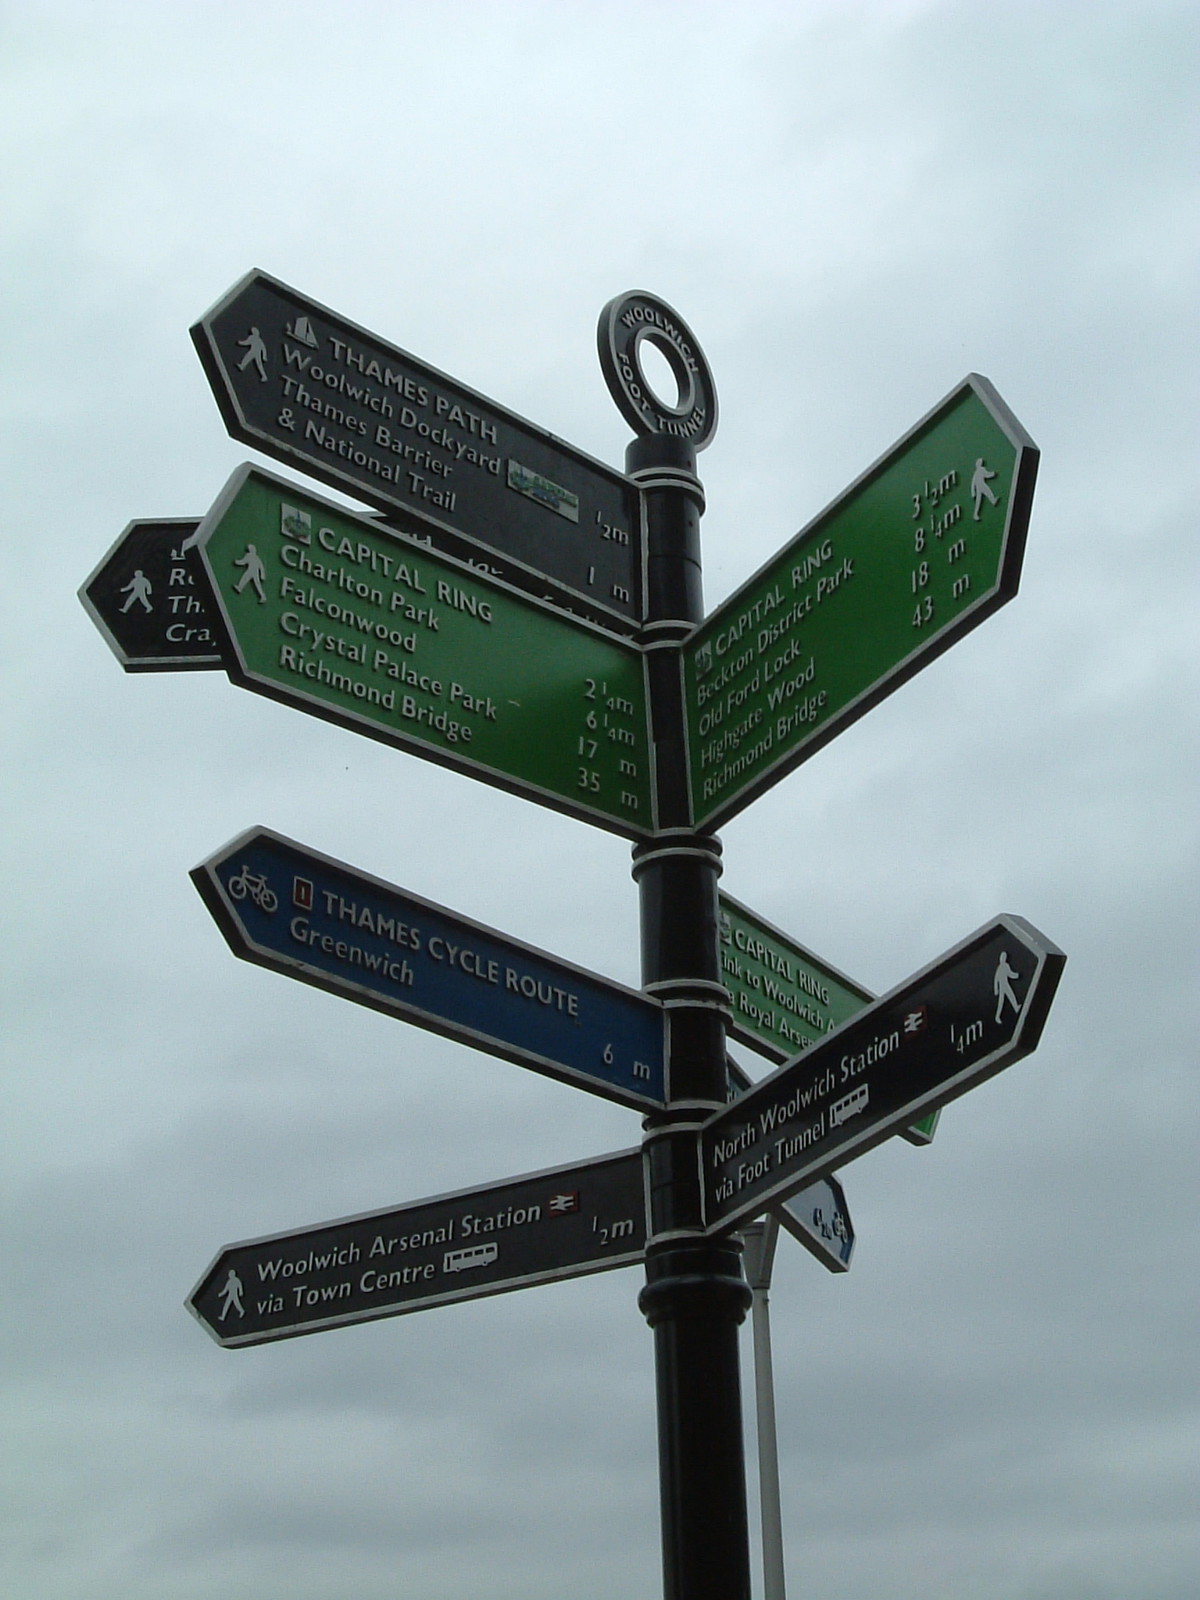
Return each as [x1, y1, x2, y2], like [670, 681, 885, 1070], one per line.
[720, 893, 871, 1064]
[195, 467, 654, 837]
[684, 376, 1038, 830]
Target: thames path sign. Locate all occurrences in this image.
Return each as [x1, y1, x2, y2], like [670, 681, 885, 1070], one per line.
[192, 827, 667, 1111]
[683, 376, 1039, 830]
[192, 464, 655, 838]
[193, 270, 645, 632]
[78, 519, 221, 671]
[189, 1149, 649, 1348]
[702, 915, 1065, 1233]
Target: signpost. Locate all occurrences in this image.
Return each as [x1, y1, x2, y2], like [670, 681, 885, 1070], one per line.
[193, 464, 655, 838]
[192, 827, 667, 1111]
[78, 519, 221, 671]
[701, 915, 1065, 1234]
[682, 376, 1039, 830]
[192, 270, 645, 632]
[87, 275, 1063, 1600]
[189, 1149, 648, 1348]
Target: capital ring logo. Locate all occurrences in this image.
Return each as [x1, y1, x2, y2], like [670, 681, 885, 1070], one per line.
[597, 291, 718, 450]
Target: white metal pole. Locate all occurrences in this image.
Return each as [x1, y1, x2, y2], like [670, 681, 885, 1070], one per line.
[743, 1217, 786, 1600]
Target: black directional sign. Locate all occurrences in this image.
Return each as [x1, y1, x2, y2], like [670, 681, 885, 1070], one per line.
[189, 1131, 862, 1350]
[192, 827, 667, 1111]
[192, 270, 645, 632]
[189, 1149, 648, 1348]
[78, 519, 222, 671]
[702, 916, 1065, 1233]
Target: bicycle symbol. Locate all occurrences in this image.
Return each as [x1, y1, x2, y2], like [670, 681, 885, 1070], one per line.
[227, 865, 278, 913]
[811, 1206, 849, 1244]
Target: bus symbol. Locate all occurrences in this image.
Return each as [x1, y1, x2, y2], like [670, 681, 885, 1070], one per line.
[829, 1084, 869, 1128]
[443, 1243, 499, 1274]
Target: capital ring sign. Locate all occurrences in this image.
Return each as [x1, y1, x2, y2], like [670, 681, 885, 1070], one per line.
[597, 291, 718, 451]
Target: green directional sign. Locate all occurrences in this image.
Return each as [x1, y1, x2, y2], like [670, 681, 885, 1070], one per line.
[683, 375, 1038, 830]
[194, 466, 654, 837]
[721, 894, 939, 1146]
[720, 892, 872, 1063]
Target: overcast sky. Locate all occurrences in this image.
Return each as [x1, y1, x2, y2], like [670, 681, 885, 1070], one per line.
[3, 3, 1198, 1598]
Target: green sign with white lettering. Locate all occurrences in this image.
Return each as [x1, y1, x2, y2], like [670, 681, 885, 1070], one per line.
[194, 466, 654, 837]
[683, 376, 1038, 830]
[720, 892, 871, 1064]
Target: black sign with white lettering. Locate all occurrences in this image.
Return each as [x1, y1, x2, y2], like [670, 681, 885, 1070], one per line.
[192, 271, 645, 632]
[188, 1149, 647, 1347]
[702, 916, 1065, 1232]
[78, 520, 222, 671]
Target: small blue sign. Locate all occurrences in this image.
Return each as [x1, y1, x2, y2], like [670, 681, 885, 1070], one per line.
[726, 1057, 854, 1272]
[192, 827, 666, 1110]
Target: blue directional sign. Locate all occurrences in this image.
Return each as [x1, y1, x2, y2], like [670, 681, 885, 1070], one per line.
[191, 827, 666, 1110]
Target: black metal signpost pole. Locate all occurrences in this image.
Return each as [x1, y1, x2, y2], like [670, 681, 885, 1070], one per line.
[601, 295, 753, 1600]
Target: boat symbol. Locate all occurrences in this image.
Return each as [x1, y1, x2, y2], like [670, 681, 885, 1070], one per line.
[286, 315, 319, 348]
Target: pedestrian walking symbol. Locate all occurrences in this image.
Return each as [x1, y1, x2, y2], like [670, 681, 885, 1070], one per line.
[971, 456, 999, 519]
[218, 1268, 244, 1321]
[236, 326, 269, 382]
[119, 570, 154, 614]
[993, 950, 1021, 1022]
[233, 544, 267, 604]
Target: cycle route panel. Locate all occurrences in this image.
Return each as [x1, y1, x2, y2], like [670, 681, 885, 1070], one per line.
[192, 827, 667, 1112]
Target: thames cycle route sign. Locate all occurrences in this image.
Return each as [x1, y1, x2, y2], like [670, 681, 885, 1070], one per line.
[192, 827, 668, 1112]
[683, 376, 1039, 830]
[192, 270, 646, 633]
[192, 464, 655, 838]
[701, 915, 1065, 1234]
